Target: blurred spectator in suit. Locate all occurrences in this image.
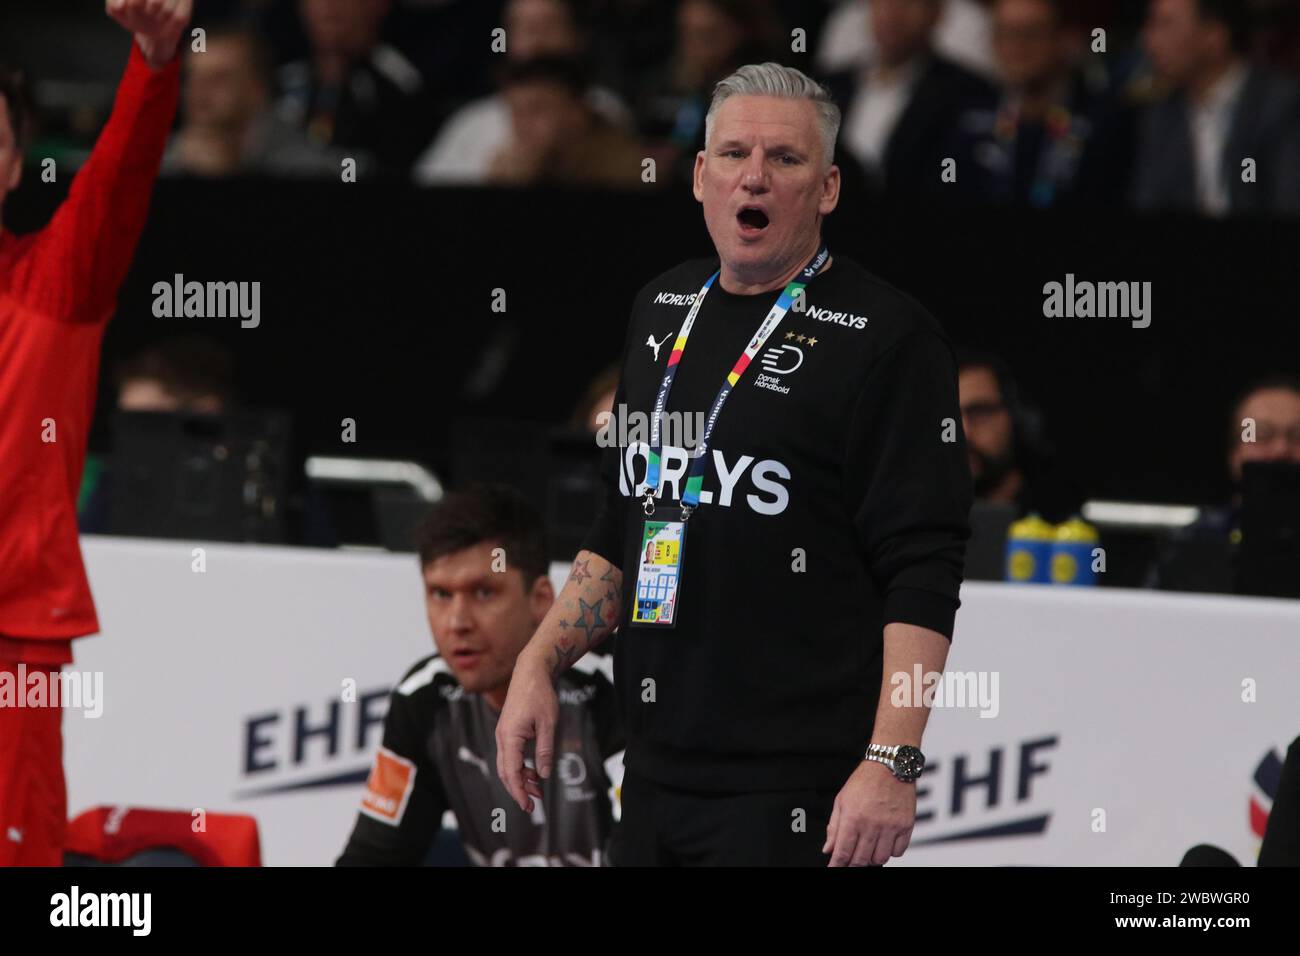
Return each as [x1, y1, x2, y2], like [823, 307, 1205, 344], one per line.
[275, 0, 428, 176]
[1133, 0, 1300, 216]
[958, 350, 1081, 522]
[948, 0, 1134, 208]
[163, 22, 347, 178]
[628, 0, 783, 185]
[486, 56, 645, 189]
[1148, 375, 1300, 591]
[822, 0, 994, 198]
[413, 0, 631, 185]
[817, 0, 998, 80]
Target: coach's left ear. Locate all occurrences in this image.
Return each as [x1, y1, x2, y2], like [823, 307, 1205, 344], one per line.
[818, 163, 841, 217]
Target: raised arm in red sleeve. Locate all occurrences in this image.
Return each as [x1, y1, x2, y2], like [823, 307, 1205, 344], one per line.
[4, 43, 180, 324]
[0, 40, 180, 653]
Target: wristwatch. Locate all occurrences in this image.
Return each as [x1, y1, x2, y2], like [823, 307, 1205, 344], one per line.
[864, 743, 925, 783]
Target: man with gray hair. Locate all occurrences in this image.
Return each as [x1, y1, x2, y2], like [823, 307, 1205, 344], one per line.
[497, 62, 972, 866]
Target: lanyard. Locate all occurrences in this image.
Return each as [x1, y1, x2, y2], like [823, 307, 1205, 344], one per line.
[994, 99, 1085, 208]
[643, 243, 830, 519]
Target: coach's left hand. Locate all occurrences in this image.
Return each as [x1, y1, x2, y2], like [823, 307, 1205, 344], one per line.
[823, 759, 915, 866]
[106, 0, 193, 70]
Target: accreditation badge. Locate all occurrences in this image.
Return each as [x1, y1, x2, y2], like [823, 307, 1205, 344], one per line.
[630, 508, 686, 627]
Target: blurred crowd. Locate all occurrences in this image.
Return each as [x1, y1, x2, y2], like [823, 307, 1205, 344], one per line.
[6, 0, 1300, 215]
[7, 0, 1299, 591]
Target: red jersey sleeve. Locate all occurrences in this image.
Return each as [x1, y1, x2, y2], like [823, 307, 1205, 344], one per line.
[6, 42, 179, 324]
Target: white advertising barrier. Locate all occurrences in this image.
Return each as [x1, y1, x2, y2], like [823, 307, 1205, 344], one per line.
[896, 584, 1297, 867]
[67, 537, 434, 868]
[64, 536, 1298, 866]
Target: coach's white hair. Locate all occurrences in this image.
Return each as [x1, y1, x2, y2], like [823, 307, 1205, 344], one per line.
[703, 62, 841, 169]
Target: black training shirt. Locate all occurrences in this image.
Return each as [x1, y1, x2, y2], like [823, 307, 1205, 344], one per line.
[581, 253, 972, 793]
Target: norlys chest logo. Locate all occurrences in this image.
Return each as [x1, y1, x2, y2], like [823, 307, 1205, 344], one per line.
[653, 291, 698, 307]
[618, 441, 791, 516]
[798, 302, 868, 329]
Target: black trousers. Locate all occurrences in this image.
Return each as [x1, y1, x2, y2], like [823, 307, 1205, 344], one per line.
[615, 766, 838, 867]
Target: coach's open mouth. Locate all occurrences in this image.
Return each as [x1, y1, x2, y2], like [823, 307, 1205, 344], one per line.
[737, 206, 770, 232]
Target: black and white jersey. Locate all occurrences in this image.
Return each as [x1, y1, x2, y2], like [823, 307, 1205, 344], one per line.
[337, 653, 624, 866]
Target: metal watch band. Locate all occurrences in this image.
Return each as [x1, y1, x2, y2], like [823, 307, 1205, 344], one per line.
[864, 743, 922, 782]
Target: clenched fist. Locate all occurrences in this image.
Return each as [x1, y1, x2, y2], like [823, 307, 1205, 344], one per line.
[106, 0, 193, 70]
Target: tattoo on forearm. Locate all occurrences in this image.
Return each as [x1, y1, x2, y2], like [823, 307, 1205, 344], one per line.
[550, 560, 621, 677]
[568, 558, 592, 584]
[550, 634, 579, 676]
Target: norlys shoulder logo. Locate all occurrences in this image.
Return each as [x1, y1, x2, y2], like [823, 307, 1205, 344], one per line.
[795, 298, 868, 329]
[652, 290, 698, 307]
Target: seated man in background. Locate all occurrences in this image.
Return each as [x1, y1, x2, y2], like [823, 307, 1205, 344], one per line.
[412, 0, 632, 185]
[338, 483, 623, 866]
[113, 334, 235, 416]
[276, 0, 429, 176]
[823, 0, 994, 199]
[163, 20, 345, 178]
[948, 0, 1134, 209]
[485, 56, 646, 189]
[1150, 375, 1300, 592]
[958, 350, 1081, 522]
[1133, 0, 1300, 216]
[1225, 376, 1300, 480]
[79, 335, 236, 532]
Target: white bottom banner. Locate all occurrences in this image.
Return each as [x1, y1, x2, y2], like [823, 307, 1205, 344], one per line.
[61, 537, 1297, 866]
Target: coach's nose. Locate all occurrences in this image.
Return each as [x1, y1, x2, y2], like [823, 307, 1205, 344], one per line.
[742, 149, 770, 191]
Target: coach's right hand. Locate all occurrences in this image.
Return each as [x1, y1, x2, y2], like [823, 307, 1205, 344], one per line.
[495, 649, 559, 813]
